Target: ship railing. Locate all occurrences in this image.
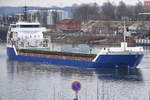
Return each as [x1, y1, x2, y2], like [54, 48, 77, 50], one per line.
[136, 39, 150, 44]
[14, 38, 51, 49]
[99, 47, 143, 54]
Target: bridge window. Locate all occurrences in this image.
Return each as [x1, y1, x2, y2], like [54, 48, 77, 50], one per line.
[20, 25, 40, 28]
[11, 25, 16, 28]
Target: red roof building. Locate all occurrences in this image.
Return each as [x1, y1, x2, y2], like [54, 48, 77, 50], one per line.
[56, 19, 81, 32]
[144, 1, 150, 12]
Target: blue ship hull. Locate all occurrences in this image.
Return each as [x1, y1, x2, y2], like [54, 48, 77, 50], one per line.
[7, 47, 144, 68]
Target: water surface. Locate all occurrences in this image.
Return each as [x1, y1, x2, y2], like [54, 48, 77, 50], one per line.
[0, 43, 150, 100]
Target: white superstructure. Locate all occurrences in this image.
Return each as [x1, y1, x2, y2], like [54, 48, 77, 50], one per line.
[7, 21, 48, 48]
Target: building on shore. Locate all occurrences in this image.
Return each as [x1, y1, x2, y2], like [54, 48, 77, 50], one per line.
[144, 1, 150, 12]
[1, 9, 71, 29]
[139, 1, 150, 20]
[56, 19, 81, 32]
[46, 10, 70, 29]
[81, 20, 118, 35]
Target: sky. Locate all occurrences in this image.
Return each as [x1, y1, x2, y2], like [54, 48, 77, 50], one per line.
[0, 0, 146, 7]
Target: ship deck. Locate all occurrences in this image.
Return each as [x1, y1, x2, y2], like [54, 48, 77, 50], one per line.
[17, 48, 97, 62]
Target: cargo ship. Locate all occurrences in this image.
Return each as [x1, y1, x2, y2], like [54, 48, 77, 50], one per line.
[6, 20, 144, 68]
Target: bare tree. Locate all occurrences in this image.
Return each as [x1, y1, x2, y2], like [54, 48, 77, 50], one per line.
[116, 1, 128, 20]
[72, 1, 144, 21]
[73, 3, 99, 22]
[134, 1, 144, 20]
[101, 2, 115, 20]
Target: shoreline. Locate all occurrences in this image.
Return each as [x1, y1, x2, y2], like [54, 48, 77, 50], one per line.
[45, 32, 136, 46]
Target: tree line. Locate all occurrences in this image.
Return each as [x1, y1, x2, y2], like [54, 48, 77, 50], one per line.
[72, 1, 145, 22]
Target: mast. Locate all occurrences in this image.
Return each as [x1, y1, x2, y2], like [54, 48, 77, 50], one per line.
[123, 20, 126, 42]
[23, 0, 27, 21]
[121, 17, 128, 51]
[23, 6, 27, 21]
